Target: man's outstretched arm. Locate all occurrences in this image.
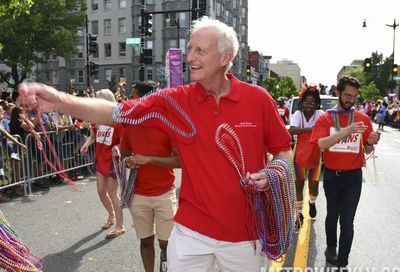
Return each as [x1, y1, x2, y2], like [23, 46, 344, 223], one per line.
[20, 82, 116, 125]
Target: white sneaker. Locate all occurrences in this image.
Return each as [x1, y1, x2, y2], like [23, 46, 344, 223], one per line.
[11, 153, 20, 161]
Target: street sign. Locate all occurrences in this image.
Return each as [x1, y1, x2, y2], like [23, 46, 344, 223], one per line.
[393, 75, 400, 81]
[126, 38, 140, 45]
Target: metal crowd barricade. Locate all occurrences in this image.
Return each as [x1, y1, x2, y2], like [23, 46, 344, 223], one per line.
[22, 128, 95, 195]
[0, 135, 28, 194]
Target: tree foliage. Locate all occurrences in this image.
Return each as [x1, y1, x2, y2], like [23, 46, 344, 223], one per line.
[0, 0, 32, 18]
[363, 51, 394, 97]
[0, 0, 86, 89]
[359, 81, 381, 102]
[263, 76, 299, 100]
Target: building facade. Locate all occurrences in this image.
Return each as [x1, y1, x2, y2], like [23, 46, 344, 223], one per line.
[34, 0, 249, 91]
[270, 59, 302, 90]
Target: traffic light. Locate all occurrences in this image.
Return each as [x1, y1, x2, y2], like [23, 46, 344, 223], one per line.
[392, 64, 398, 75]
[364, 58, 372, 72]
[140, 49, 153, 64]
[246, 65, 251, 77]
[88, 34, 98, 56]
[198, 0, 207, 17]
[144, 13, 153, 37]
[191, 0, 198, 20]
[88, 61, 99, 76]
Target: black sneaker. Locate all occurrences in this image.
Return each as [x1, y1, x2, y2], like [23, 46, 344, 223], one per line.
[309, 201, 317, 219]
[295, 212, 304, 231]
[325, 246, 338, 265]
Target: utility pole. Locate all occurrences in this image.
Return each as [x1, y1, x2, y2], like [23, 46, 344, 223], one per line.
[86, 15, 90, 89]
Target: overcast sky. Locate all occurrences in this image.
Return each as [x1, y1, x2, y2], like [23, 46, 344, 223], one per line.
[248, 0, 400, 86]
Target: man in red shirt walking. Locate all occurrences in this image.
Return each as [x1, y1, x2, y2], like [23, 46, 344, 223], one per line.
[277, 97, 290, 125]
[21, 17, 293, 271]
[310, 76, 380, 269]
[120, 82, 180, 272]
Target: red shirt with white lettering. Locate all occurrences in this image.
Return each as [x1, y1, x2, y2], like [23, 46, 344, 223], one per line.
[310, 110, 372, 170]
[114, 74, 291, 242]
[92, 124, 124, 177]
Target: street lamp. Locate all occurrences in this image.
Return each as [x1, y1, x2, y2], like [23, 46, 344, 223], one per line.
[363, 18, 398, 62]
[166, 14, 180, 49]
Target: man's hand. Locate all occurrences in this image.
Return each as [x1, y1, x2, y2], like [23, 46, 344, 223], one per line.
[347, 121, 368, 134]
[247, 172, 268, 189]
[366, 130, 381, 145]
[19, 82, 64, 113]
[126, 154, 152, 168]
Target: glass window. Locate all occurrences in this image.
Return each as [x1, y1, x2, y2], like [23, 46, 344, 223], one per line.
[168, 39, 177, 49]
[78, 70, 84, 83]
[119, 68, 125, 81]
[241, 7, 246, 18]
[241, 25, 246, 36]
[147, 0, 154, 4]
[105, 68, 112, 81]
[118, 0, 126, 8]
[104, 19, 111, 35]
[91, 20, 98, 35]
[104, 43, 112, 57]
[146, 40, 153, 49]
[92, 0, 98, 11]
[118, 18, 126, 34]
[77, 29, 84, 36]
[119, 42, 126, 57]
[104, 0, 111, 9]
[77, 45, 84, 58]
[147, 67, 153, 81]
[216, 3, 221, 16]
[232, 0, 237, 8]
[224, 10, 229, 22]
[178, 12, 187, 27]
[180, 39, 186, 53]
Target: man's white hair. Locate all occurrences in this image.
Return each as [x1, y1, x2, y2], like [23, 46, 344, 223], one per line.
[190, 17, 239, 72]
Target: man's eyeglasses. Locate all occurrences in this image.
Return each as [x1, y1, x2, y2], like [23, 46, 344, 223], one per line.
[342, 93, 359, 100]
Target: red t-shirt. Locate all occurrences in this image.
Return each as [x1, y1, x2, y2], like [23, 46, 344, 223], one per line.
[114, 74, 291, 242]
[310, 110, 372, 170]
[276, 105, 289, 124]
[120, 124, 175, 196]
[92, 124, 123, 177]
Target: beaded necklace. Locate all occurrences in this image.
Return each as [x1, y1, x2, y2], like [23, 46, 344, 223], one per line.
[328, 108, 355, 142]
[113, 90, 196, 138]
[0, 211, 44, 272]
[112, 151, 137, 208]
[215, 123, 295, 261]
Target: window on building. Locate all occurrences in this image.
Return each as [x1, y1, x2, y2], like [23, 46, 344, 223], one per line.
[93, 45, 99, 58]
[104, 19, 111, 35]
[77, 29, 84, 37]
[180, 39, 186, 53]
[104, 43, 112, 57]
[119, 42, 126, 57]
[216, 3, 221, 16]
[52, 71, 58, 84]
[91, 20, 98, 35]
[118, 17, 126, 34]
[241, 25, 246, 36]
[119, 0, 126, 8]
[146, 40, 153, 49]
[104, 0, 111, 9]
[77, 45, 84, 58]
[233, 0, 237, 9]
[119, 68, 125, 81]
[147, 0, 154, 4]
[224, 10, 230, 22]
[241, 7, 246, 18]
[78, 70, 84, 83]
[168, 39, 177, 49]
[147, 67, 153, 81]
[105, 68, 112, 81]
[92, 0, 98, 11]
[69, 70, 75, 83]
[178, 12, 187, 27]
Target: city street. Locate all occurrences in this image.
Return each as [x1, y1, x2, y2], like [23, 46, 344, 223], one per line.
[0, 125, 399, 271]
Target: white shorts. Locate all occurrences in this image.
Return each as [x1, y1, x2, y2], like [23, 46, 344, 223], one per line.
[167, 223, 267, 272]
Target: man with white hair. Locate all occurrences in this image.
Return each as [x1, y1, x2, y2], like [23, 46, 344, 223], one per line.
[21, 17, 292, 271]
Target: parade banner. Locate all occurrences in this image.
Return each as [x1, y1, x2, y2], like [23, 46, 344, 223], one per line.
[165, 48, 183, 88]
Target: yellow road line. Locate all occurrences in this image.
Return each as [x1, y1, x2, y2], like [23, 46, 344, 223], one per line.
[293, 186, 311, 270]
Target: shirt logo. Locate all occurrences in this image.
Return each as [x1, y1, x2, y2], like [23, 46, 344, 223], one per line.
[235, 121, 256, 128]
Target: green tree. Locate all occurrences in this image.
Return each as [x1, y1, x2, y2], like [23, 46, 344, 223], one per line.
[0, 0, 32, 18]
[263, 76, 298, 100]
[363, 51, 393, 96]
[359, 81, 381, 102]
[0, 0, 86, 89]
